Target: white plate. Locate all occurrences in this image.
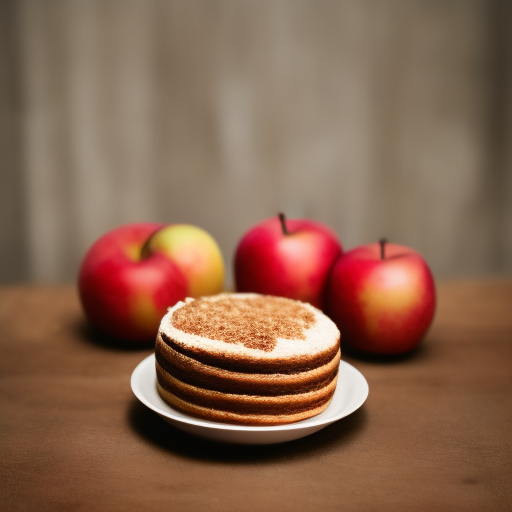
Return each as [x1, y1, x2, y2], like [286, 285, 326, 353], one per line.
[131, 354, 368, 445]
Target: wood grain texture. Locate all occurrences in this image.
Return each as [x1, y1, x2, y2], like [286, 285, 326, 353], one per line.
[1, 0, 511, 284]
[0, 279, 511, 511]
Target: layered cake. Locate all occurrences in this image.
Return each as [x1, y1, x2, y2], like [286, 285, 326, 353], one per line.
[155, 293, 341, 426]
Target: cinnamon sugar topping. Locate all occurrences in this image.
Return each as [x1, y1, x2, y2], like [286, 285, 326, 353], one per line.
[171, 296, 316, 352]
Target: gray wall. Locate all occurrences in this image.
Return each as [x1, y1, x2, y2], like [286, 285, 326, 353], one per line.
[2, 0, 512, 285]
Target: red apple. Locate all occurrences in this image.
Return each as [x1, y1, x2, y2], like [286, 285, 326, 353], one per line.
[326, 239, 436, 355]
[78, 222, 225, 342]
[234, 213, 342, 309]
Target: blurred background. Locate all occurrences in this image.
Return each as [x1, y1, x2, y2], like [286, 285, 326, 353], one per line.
[1, 0, 511, 287]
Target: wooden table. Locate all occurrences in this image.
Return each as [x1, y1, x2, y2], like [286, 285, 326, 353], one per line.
[1, 279, 511, 511]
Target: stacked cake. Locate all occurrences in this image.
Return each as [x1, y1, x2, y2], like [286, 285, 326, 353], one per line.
[155, 293, 341, 426]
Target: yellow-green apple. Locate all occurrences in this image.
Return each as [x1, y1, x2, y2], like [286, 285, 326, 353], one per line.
[78, 223, 224, 342]
[141, 224, 225, 297]
[326, 239, 436, 355]
[234, 213, 342, 309]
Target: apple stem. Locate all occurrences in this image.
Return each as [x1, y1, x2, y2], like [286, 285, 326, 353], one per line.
[278, 212, 289, 236]
[140, 234, 154, 260]
[379, 238, 387, 260]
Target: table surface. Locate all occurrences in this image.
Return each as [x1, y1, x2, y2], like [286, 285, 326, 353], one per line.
[1, 279, 512, 511]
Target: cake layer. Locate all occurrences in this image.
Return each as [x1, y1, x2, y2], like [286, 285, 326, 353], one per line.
[156, 361, 338, 416]
[156, 380, 335, 426]
[159, 331, 339, 374]
[158, 294, 340, 374]
[155, 334, 340, 396]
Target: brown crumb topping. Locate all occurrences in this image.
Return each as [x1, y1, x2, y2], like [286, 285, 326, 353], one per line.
[171, 296, 316, 352]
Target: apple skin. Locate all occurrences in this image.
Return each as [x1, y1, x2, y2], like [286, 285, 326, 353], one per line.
[326, 242, 436, 355]
[78, 223, 189, 343]
[234, 215, 343, 310]
[142, 224, 225, 298]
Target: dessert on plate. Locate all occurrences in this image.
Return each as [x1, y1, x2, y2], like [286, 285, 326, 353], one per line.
[155, 293, 341, 426]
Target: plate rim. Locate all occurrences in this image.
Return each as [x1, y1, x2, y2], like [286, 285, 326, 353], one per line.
[131, 353, 368, 432]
